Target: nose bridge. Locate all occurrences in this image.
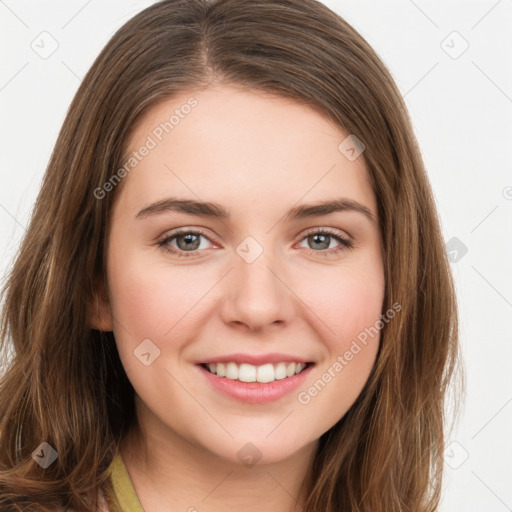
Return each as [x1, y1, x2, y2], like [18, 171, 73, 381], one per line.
[221, 236, 292, 330]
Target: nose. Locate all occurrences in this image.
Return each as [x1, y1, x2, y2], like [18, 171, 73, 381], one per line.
[220, 247, 294, 332]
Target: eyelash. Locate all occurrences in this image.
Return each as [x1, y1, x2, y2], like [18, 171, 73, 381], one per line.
[157, 227, 353, 258]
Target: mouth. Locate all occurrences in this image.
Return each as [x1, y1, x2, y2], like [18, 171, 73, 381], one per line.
[197, 360, 314, 404]
[199, 361, 312, 384]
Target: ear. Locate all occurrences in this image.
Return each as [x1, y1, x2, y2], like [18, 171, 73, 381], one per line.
[88, 276, 113, 331]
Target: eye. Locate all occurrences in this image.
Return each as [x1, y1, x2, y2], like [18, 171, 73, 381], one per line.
[297, 228, 353, 256]
[157, 227, 353, 258]
[157, 228, 215, 258]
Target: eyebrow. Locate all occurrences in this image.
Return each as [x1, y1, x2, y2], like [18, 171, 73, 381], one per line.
[135, 197, 376, 223]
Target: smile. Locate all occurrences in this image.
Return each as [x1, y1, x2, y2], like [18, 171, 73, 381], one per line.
[201, 361, 310, 383]
[196, 360, 314, 404]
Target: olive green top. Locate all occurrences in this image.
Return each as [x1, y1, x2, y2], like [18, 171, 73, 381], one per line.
[103, 452, 145, 512]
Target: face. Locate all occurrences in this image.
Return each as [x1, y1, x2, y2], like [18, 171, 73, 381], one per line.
[96, 83, 385, 466]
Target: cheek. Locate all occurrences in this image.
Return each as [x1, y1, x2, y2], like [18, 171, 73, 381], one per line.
[105, 243, 212, 371]
[297, 259, 385, 347]
[293, 264, 384, 413]
[108, 268, 167, 338]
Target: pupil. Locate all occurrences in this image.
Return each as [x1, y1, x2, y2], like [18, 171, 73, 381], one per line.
[175, 234, 331, 252]
[178, 233, 200, 251]
[310, 234, 329, 250]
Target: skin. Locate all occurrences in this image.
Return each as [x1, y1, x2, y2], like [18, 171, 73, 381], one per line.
[92, 83, 385, 511]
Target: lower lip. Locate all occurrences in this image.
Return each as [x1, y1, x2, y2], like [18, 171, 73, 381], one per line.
[197, 364, 313, 404]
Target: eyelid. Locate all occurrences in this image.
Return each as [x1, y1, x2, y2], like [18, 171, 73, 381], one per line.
[299, 226, 351, 241]
[157, 226, 354, 257]
[295, 227, 354, 256]
[157, 227, 217, 250]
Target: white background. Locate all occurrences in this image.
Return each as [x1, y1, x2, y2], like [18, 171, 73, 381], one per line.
[1, 1, 511, 510]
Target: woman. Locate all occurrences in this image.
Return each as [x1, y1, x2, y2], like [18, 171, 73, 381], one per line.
[0, 0, 463, 510]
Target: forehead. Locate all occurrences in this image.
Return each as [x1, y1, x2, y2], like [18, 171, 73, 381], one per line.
[117, 84, 377, 220]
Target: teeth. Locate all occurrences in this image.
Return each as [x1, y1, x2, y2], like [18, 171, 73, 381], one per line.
[239, 363, 257, 382]
[216, 362, 226, 377]
[226, 362, 238, 380]
[203, 361, 308, 383]
[275, 362, 287, 380]
[257, 363, 274, 383]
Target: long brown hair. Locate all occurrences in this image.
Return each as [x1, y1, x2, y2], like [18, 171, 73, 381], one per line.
[0, 0, 464, 510]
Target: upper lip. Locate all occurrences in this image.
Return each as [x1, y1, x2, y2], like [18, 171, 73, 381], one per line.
[197, 353, 313, 366]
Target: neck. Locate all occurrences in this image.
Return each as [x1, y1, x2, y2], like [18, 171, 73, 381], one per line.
[119, 412, 318, 512]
